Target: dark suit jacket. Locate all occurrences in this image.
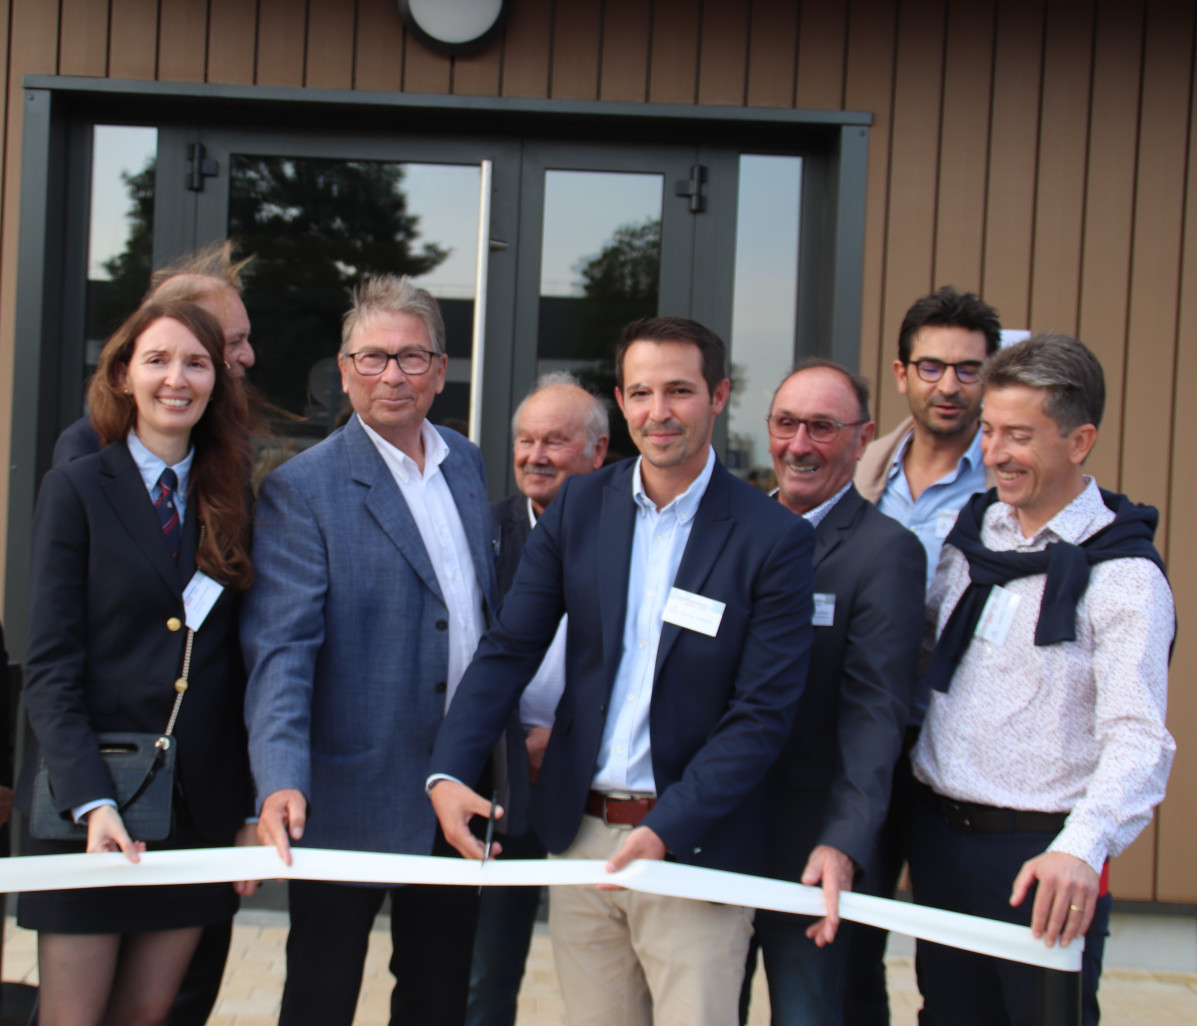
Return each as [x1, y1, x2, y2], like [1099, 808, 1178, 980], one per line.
[766, 486, 925, 881]
[15, 441, 251, 842]
[432, 457, 815, 877]
[491, 493, 533, 601]
[52, 414, 101, 467]
[243, 416, 526, 854]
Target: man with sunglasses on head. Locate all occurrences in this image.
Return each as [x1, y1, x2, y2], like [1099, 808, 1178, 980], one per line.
[846, 286, 1002, 1026]
[243, 275, 526, 1026]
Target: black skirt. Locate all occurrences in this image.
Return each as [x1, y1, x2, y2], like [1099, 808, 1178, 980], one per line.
[16, 795, 239, 934]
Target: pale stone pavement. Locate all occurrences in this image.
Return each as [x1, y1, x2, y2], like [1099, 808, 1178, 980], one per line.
[4, 911, 1196, 1024]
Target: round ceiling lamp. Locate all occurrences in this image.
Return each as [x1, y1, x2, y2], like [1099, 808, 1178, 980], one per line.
[398, 0, 510, 56]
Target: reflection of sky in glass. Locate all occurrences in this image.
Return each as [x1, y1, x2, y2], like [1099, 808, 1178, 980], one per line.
[401, 164, 481, 298]
[540, 171, 662, 296]
[89, 126, 157, 280]
[728, 155, 802, 477]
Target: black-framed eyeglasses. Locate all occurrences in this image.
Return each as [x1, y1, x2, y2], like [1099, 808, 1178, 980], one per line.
[344, 349, 440, 376]
[908, 358, 983, 385]
[765, 414, 868, 443]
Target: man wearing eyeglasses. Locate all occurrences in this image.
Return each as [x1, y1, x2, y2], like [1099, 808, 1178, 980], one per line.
[846, 286, 1001, 1026]
[243, 275, 522, 1026]
[746, 360, 924, 1026]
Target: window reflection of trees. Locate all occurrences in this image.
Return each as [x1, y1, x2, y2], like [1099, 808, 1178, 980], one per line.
[541, 217, 661, 463]
[99, 156, 453, 439]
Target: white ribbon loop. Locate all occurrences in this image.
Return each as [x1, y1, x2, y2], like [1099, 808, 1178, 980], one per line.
[0, 847, 1081, 972]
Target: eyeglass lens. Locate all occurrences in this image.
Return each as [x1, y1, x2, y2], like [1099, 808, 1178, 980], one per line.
[913, 359, 982, 384]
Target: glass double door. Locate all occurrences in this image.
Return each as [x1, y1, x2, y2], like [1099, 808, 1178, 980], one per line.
[158, 128, 735, 486]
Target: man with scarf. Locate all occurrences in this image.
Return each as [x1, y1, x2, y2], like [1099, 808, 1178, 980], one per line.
[909, 333, 1175, 1026]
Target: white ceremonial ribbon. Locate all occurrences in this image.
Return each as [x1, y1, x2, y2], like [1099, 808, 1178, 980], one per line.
[0, 847, 1081, 972]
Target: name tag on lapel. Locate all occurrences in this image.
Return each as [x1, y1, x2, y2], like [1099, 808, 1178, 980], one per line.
[183, 571, 225, 631]
[813, 593, 836, 627]
[662, 587, 725, 638]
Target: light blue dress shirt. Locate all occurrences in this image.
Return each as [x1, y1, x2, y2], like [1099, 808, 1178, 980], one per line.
[591, 448, 717, 794]
[877, 425, 986, 590]
[126, 428, 195, 524]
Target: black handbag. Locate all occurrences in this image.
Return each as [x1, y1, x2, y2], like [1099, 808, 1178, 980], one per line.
[30, 623, 196, 843]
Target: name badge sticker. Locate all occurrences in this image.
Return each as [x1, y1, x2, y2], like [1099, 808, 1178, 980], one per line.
[183, 571, 225, 632]
[975, 585, 1020, 646]
[662, 587, 726, 638]
[935, 509, 958, 539]
[813, 593, 836, 628]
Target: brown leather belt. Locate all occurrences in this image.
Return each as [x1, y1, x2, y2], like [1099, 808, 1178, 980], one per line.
[585, 791, 658, 827]
[930, 790, 1067, 835]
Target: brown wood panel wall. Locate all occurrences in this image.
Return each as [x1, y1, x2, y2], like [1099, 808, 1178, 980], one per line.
[0, 0, 1193, 903]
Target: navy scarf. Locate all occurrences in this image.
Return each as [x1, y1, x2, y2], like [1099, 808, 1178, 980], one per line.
[923, 487, 1166, 694]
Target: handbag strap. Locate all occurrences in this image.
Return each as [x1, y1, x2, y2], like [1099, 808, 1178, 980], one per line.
[160, 522, 205, 739]
[117, 738, 173, 813]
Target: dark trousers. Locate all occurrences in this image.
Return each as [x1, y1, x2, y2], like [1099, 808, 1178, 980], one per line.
[908, 785, 1111, 1026]
[465, 830, 547, 1026]
[279, 833, 480, 1026]
[844, 751, 919, 1026]
[166, 919, 233, 1026]
[745, 910, 852, 1026]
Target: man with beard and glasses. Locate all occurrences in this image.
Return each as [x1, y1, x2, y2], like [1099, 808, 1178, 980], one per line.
[846, 285, 1002, 1026]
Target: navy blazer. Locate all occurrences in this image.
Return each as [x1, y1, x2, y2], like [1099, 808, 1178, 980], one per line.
[16, 441, 251, 843]
[242, 417, 523, 855]
[491, 493, 533, 600]
[432, 457, 815, 876]
[765, 486, 925, 880]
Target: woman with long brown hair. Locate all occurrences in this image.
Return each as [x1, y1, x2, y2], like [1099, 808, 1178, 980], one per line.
[15, 299, 256, 1026]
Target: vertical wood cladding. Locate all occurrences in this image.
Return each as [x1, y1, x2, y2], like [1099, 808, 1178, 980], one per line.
[0, 0, 1192, 902]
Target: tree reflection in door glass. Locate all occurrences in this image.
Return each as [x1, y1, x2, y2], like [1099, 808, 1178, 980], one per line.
[228, 156, 479, 441]
[538, 170, 663, 462]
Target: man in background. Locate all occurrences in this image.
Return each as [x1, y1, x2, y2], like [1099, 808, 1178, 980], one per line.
[468, 372, 608, 1026]
[846, 286, 1001, 1026]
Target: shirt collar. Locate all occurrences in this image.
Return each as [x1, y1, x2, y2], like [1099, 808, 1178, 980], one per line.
[357, 415, 448, 482]
[631, 446, 716, 519]
[887, 423, 984, 483]
[802, 481, 852, 528]
[991, 476, 1104, 545]
[526, 495, 538, 528]
[126, 428, 194, 497]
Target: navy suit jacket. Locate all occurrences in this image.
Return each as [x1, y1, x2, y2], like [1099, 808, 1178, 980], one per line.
[766, 486, 925, 881]
[432, 457, 814, 876]
[16, 441, 251, 842]
[242, 416, 524, 855]
[52, 414, 101, 467]
[491, 493, 533, 601]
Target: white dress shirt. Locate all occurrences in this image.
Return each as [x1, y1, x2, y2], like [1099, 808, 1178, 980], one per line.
[591, 448, 716, 794]
[360, 416, 485, 711]
[518, 497, 568, 730]
[912, 478, 1176, 871]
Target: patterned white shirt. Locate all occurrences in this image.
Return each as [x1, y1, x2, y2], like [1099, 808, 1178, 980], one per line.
[912, 477, 1176, 871]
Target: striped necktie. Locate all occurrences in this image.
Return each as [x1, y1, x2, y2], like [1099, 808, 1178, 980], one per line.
[155, 468, 182, 562]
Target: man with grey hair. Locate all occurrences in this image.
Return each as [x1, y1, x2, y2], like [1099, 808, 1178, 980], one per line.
[468, 373, 608, 1026]
[909, 334, 1175, 1026]
[243, 275, 523, 1025]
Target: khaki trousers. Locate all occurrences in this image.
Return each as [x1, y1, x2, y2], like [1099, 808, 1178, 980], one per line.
[548, 813, 754, 1026]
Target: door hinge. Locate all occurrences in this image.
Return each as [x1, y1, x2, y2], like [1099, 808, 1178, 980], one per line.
[187, 143, 219, 192]
[675, 164, 708, 213]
